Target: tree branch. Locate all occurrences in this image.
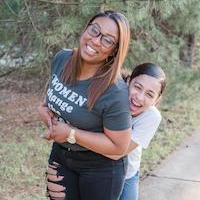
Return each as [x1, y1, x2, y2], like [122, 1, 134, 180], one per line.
[24, 0, 39, 33]
[37, 0, 80, 5]
[0, 68, 18, 78]
[4, 1, 20, 17]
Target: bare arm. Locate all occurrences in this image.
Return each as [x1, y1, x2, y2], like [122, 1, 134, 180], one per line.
[44, 120, 131, 156]
[38, 102, 131, 155]
[103, 140, 139, 160]
[74, 127, 132, 155]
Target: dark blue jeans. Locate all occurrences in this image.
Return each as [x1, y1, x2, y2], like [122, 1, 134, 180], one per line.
[46, 142, 128, 200]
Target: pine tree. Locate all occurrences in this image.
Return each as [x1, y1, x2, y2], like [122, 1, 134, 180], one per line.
[1, 0, 200, 69]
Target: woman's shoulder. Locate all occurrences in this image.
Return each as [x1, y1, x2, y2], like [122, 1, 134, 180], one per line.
[106, 77, 128, 94]
[100, 78, 128, 103]
[96, 78, 129, 111]
[51, 49, 73, 75]
[53, 49, 73, 62]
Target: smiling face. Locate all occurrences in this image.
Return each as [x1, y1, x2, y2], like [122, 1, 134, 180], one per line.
[79, 16, 119, 66]
[129, 74, 162, 117]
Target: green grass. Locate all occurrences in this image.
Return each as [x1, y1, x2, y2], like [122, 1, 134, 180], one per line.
[0, 66, 200, 198]
[0, 126, 51, 200]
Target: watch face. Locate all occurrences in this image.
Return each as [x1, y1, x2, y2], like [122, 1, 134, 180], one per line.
[67, 129, 76, 144]
[67, 137, 76, 144]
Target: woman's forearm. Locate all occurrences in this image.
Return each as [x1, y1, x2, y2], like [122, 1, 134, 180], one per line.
[74, 127, 132, 155]
[40, 108, 132, 156]
[103, 140, 139, 160]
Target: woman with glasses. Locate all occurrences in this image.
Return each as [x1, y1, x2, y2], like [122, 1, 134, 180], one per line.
[38, 10, 131, 200]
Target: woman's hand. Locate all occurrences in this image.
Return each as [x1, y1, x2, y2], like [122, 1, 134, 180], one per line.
[43, 121, 71, 143]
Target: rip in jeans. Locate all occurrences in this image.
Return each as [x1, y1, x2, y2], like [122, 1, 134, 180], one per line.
[46, 161, 66, 200]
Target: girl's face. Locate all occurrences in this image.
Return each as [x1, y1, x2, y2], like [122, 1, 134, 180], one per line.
[129, 74, 162, 117]
[80, 17, 119, 66]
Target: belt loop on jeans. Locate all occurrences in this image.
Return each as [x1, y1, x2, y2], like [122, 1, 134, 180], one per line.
[67, 147, 71, 151]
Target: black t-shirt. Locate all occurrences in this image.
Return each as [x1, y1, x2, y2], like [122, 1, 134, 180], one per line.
[46, 49, 131, 151]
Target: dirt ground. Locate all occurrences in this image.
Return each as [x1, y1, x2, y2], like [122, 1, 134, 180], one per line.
[0, 70, 44, 139]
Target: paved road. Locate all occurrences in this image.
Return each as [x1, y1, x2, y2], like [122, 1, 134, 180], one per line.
[139, 129, 200, 200]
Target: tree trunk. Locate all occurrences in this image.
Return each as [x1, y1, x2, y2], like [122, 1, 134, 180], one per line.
[179, 33, 196, 67]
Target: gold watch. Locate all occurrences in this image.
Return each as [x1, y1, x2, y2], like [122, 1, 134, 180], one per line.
[67, 128, 76, 144]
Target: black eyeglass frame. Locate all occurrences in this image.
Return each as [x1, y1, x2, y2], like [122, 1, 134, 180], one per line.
[86, 23, 118, 49]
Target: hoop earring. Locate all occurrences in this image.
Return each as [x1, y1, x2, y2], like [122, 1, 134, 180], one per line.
[106, 55, 115, 64]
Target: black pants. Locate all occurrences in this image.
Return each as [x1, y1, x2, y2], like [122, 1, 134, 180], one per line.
[46, 142, 128, 200]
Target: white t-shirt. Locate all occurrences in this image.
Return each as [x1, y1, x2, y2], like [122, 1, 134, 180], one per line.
[125, 106, 161, 179]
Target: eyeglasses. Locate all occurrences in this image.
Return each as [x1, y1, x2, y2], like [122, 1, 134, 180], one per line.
[87, 23, 117, 49]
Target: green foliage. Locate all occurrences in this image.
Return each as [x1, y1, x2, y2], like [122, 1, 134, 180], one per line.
[167, 0, 200, 34]
[80, 0, 102, 15]
[1, 0, 21, 17]
[1, 0, 200, 70]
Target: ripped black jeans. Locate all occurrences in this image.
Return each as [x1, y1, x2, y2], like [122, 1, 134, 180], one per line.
[46, 142, 128, 200]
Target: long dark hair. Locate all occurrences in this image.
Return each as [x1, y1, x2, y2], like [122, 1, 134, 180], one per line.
[61, 10, 130, 109]
[129, 63, 166, 96]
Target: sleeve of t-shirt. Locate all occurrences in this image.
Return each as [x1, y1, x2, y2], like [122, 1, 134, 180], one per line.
[132, 109, 161, 149]
[102, 85, 131, 131]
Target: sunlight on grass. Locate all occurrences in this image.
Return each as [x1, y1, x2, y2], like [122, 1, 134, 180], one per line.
[0, 126, 51, 200]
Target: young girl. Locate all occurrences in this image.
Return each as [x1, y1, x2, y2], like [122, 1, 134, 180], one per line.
[40, 60, 166, 200]
[119, 62, 167, 200]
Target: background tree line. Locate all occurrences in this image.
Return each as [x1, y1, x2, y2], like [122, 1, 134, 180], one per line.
[1, 0, 200, 69]
[1, 0, 200, 107]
